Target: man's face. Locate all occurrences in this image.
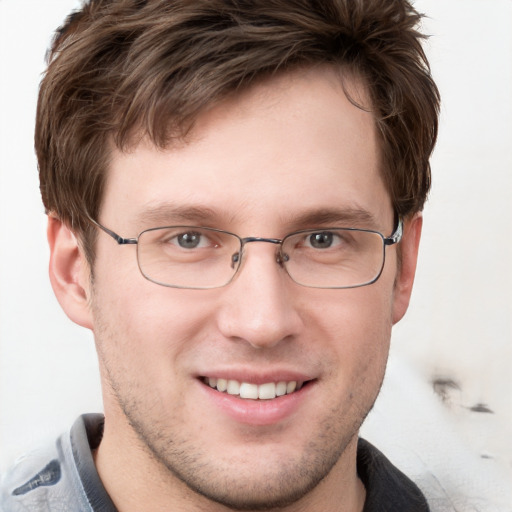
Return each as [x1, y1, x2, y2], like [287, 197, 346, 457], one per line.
[70, 67, 416, 509]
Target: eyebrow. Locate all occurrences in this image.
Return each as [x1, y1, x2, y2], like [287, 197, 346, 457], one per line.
[284, 207, 380, 231]
[134, 203, 235, 227]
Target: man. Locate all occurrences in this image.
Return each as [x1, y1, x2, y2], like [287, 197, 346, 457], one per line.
[0, 0, 439, 510]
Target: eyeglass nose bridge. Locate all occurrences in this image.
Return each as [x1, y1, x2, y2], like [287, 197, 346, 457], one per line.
[230, 236, 288, 269]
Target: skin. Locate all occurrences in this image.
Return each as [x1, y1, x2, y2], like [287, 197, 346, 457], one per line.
[48, 66, 422, 512]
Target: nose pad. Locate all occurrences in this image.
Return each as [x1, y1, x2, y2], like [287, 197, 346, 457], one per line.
[276, 250, 289, 266]
[231, 252, 240, 269]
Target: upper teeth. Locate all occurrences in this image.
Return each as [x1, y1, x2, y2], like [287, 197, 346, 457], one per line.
[205, 377, 302, 400]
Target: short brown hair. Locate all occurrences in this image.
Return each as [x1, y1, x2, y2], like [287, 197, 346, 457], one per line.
[36, 0, 440, 263]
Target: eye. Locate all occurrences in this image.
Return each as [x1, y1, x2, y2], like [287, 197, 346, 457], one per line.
[306, 231, 339, 249]
[174, 231, 210, 249]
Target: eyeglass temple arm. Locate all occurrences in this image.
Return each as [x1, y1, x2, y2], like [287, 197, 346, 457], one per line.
[384, 217, 403, 246]
[87, 217, 138, 245]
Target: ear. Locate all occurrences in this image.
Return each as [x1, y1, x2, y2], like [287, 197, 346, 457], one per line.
[392, 213, 422, 325]
[47, 216, 94, 329]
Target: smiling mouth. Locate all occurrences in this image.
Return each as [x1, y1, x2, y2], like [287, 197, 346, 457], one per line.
[202, 377, 308, 400]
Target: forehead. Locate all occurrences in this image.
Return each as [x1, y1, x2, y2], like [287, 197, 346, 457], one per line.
[102, 67, 392, 233]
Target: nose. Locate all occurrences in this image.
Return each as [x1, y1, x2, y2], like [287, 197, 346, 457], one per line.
[216, 242, 303, 349]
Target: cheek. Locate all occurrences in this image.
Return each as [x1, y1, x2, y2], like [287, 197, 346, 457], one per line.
[301, 285, 393, 384]
[303, 281, 394, 343]
[90, 273, 214, 385]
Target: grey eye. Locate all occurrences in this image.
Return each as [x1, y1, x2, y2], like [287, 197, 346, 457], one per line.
[177, 232, 203, 249]
[308, 232, 334, 249]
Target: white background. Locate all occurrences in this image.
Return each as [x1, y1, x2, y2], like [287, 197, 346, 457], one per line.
[1, 0, 511, 504]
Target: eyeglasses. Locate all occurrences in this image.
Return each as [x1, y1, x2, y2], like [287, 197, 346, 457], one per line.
[90, 218, 403, 289]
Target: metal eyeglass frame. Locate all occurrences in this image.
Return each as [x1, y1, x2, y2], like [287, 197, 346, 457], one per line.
[87, 216, 403, 289]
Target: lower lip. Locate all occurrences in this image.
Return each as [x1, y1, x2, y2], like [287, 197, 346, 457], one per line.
[199, 380, 314, 426]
